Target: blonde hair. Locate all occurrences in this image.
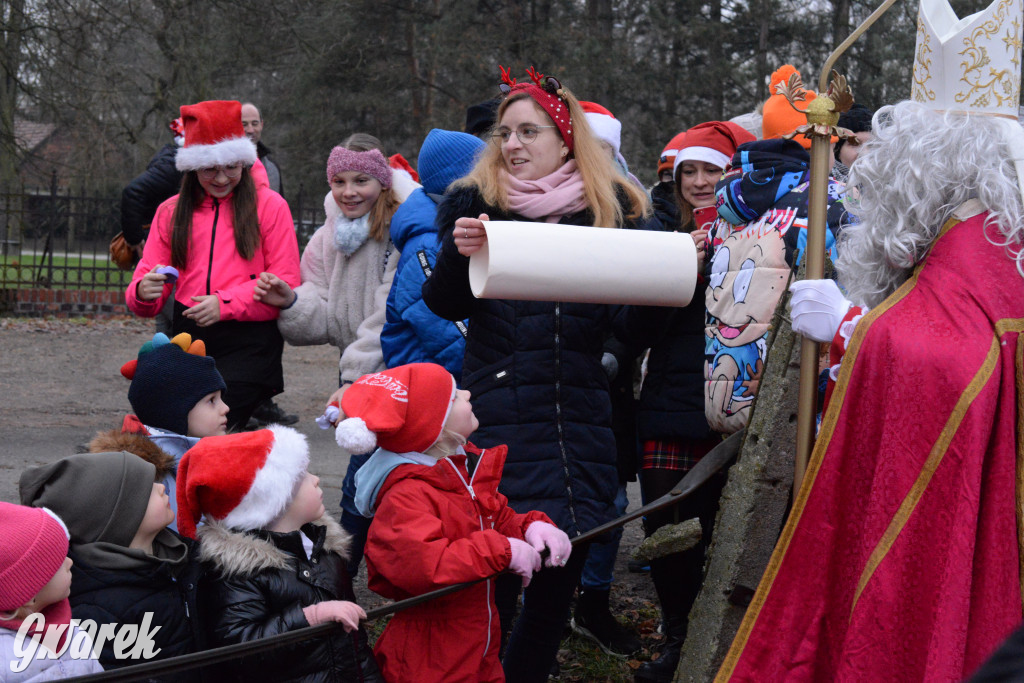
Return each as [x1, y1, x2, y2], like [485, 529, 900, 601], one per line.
[456, 89, 650, 228]
[335, 134, 400, 242]
[367, 186, 400, 242]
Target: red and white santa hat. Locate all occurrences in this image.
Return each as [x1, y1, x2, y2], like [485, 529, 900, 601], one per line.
[175, 425, 309, 539]
[658, 131, 687, 177]
[579, 101, 622, 158]
[175, 100, 258, 173]
[335, 363, 457, 455]
[673, 121, 756, 177]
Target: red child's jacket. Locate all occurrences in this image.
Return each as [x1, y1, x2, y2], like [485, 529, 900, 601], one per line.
[364, 443, 552, 683]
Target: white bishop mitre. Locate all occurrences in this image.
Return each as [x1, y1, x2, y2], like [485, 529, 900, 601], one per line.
[912, 0, 1023, 199]
[911, 0, 1021, 117]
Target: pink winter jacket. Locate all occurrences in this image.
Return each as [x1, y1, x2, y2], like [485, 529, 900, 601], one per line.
[127, 186, 300, 322]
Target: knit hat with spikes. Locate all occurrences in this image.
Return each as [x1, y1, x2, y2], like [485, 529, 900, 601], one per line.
[122, 332, 226, 435]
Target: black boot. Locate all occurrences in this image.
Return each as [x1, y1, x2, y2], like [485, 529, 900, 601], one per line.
[572, 588, 642, 657]
[633, 613, 686, 682]
[634, 547, 702, 682]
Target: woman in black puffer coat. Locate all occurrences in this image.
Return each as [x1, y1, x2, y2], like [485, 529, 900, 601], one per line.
[422, 69, 653, 683]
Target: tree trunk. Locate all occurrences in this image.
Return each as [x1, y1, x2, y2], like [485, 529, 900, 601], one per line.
[1, 0, 26, 193]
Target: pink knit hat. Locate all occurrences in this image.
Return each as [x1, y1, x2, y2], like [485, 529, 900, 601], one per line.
[326, 147, 393, 188]
[0, 502, 70, 612]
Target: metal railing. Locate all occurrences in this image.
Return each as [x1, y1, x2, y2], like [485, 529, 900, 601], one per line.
[0, 173, 324, 292]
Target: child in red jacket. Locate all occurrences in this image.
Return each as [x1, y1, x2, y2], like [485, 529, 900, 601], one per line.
[336, 363, 572, 683]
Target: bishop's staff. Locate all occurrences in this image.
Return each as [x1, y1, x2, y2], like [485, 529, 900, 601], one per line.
[790, 0, 901, 499]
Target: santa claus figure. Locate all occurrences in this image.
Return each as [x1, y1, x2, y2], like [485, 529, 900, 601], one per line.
[717, 0, 1024, 679]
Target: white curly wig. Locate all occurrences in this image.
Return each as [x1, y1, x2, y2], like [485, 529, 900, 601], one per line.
[838, 101, 1024, 308]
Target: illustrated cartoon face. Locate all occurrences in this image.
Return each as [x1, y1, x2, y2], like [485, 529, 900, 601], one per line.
[705, 223, 789, 348]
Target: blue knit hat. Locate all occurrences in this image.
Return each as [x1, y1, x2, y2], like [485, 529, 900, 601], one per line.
[417, 129, 485, 196]
[123, 333, 226, 436]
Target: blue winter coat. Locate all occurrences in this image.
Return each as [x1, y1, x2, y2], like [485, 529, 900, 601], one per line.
[422, 185, 657, 536]
[380, 188, 468, 379]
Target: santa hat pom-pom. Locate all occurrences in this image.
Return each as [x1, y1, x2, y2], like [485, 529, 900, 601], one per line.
[335, 417, 377, 453]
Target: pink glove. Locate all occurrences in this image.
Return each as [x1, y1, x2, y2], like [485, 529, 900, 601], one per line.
[507, 537, 542, 587]
[302, 600, 366, 632]
[525, 521, 572, 568]
[789, 279, 853, 343]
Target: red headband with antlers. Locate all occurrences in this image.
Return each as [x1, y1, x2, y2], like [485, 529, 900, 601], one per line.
[499, 65, 574, 151]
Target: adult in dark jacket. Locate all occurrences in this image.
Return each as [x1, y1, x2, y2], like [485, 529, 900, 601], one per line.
[121, 120, 185, 334]
[380, 128, 484, 379]
[422, 68, 653, 682]
[623, 121, 753, 683]
[120, 119, 185, 249]
[19, 451, 205, 679]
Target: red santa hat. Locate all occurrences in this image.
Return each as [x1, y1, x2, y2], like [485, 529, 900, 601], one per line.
[175, 100, 258, 172]
[579, 101, 622, 157]
[658, 131, 688, 176]
[175, 425, 309, 539]
[673, 121, 756, 177]
[335, 363, 457, 455]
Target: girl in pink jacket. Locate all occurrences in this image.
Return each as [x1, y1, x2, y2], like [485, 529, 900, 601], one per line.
[127, 100, 300, 430]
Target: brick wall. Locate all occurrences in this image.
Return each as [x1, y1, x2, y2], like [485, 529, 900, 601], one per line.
[0, 289, 130, 318]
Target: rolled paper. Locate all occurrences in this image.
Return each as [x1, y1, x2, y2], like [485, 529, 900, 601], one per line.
[468, 221, 698, 307]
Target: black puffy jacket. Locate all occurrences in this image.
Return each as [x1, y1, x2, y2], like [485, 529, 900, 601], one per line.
[423, 185, 657, 536]
[68, 530, 205, 680]
[120, 143, 183, 246]
[197, 515, 381, 683]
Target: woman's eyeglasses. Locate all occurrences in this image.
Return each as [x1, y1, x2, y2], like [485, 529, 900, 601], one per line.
[197, 164, 244, 180]
[491, 125, 558, 145]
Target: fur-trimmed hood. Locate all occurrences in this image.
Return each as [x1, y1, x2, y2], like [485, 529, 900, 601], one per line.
[89, 428, 176, 480]
[197, 513, 351, 578]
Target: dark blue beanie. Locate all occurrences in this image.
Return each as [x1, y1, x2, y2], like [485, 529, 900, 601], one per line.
[128, 343, 226, 435]
[418, 129, 485, 196]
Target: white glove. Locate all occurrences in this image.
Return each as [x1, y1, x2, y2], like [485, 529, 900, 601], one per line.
[788, 279, 852, 343]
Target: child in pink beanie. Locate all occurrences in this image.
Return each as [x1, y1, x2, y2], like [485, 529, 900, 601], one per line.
[340, 362, 572, 683]
[0, 502, 103, 679]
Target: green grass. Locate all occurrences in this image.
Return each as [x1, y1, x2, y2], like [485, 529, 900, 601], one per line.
[1, 254, 131, 289]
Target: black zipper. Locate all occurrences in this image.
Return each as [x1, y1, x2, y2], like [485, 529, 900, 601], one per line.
[553, 303, 579, 535]
[205, 198, 220, 295]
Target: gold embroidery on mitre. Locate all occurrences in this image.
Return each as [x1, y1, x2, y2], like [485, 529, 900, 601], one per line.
[913, 15, 937, 102]
[956, 0, 1022, 110]
[912, 0, 1023, 117]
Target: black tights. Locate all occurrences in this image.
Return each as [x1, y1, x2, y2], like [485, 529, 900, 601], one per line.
[640, 466, 726, 633]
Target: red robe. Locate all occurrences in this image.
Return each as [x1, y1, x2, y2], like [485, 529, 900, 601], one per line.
[719, 207, 1024, 682]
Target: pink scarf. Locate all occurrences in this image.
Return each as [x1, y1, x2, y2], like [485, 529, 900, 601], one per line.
[504, 160, 588, 224]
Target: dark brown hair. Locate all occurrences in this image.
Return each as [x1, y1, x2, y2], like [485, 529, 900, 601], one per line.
[170, 169, 261, 269]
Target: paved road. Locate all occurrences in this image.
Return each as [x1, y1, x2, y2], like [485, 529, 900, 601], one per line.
[0, 318, 349, 504]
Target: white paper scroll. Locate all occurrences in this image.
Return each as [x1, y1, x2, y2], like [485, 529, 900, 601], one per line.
[468, 220, 698, 307]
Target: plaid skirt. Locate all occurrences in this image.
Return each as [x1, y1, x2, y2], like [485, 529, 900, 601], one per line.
[641, 436, 722, 473]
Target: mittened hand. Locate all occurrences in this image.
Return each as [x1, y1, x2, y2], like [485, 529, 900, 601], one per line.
[507, 537, 542, 587]
[302, 600, 366, 632]
[788, 279, 853, 344]
[525, 521, 572, 568]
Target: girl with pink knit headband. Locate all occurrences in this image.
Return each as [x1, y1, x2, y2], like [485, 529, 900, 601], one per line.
[255, 135, 410, 567]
